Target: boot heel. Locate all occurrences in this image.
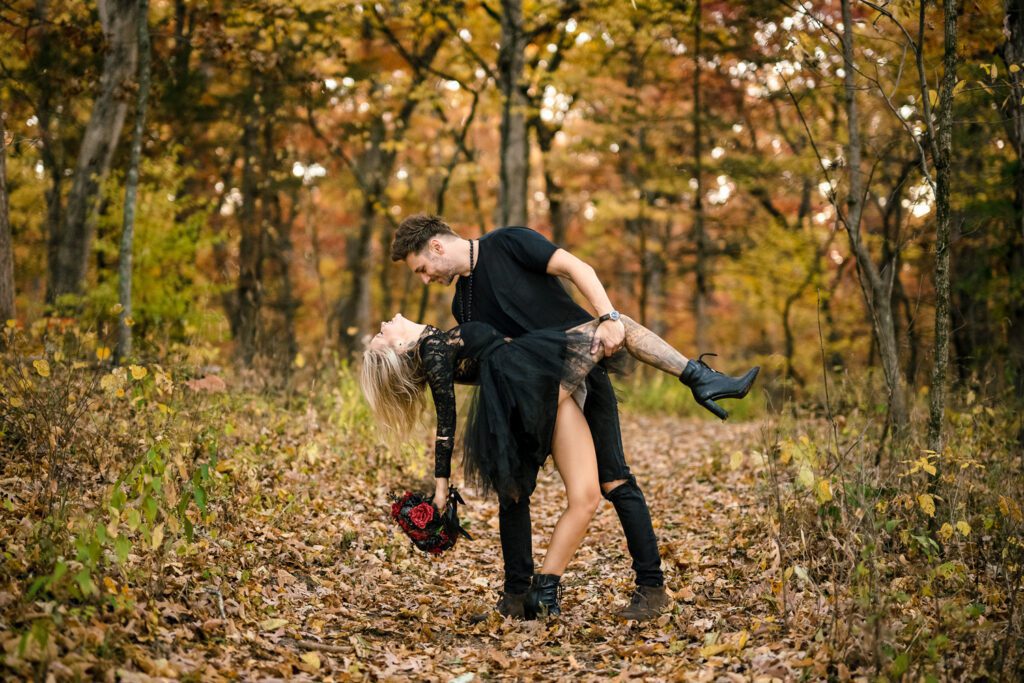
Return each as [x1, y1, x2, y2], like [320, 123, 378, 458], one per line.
[700, 398, 728, 420]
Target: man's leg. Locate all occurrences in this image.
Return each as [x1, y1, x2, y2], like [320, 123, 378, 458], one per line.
[469, 497, 532, 622]
[498, 495, 534, 595]
[583, 368, 664, 589]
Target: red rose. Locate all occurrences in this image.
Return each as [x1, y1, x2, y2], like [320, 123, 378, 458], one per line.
[408, 502, 435, 529]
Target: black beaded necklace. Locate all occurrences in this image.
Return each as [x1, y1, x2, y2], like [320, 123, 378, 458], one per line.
[461, 239, 475, 322]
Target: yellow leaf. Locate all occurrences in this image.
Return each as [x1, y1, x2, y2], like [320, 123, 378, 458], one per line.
[300, 652, 321, 671]
[918, 493, 936, 517]
[53, 351, 64, 362]
[110, 303, 123, 315]
[956, 520, 971, 536]
[1011, 64, 1021, 74]
[124, 316, 135, 328]
[797, 463, 814, 489]
[700, 642, 730, 657]
[151, 523, 165, 550]
[929, 89, 938, 107]
[816, 479, 833, 504]
[729, 451, 744, 471]
[294, 352, 306, 369]
[260, 618, 288, 631]
[5, 319, 15, 328]
[96, 347, 111, 361]
[736, 629, 749, 650]
[129, 365, 148, 380]
[939, 522, 954, 541]
[990, 63, 999, 79]
[345, 326, 359, 336]
[779, 440, 793, 464]
[8, 396, 23, 408]
[33, 359, 50, 378]
[115, 388, 125, 398]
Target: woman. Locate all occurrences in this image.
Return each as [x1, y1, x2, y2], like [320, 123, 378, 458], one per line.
[360, 313, 757, 618]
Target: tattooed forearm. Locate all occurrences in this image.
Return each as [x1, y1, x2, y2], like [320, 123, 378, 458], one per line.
[621, 316, 690, 376]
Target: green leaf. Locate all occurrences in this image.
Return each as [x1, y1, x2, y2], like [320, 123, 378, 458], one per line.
[144, 496, 158, 523]
[193, 485, 207, 513]
[27, 576, 48, 599]
[126, 508, 141, 531]
[74, 569, 95, 597]
[891, 652, 910, 677]
[115, 536, 131, 564]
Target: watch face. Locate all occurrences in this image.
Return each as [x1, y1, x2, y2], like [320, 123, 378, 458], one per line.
[609, 311, 621, 321]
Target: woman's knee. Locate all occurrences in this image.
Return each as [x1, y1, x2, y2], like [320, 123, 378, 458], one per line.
[569, 488, 603, 516]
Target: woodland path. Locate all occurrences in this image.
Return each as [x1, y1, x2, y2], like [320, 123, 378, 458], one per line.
[9, 415, 839, 682]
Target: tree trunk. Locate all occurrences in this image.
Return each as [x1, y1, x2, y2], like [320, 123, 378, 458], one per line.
[116, 0, 151, 362]
[0, 113, 14, 322]
[336, 199, 375, 355]
[34, 0, 66, 305]
[839, 0, 908, 435]
[927, 0, 958, 451]
[235, 114, 262, 364]
[1000, 0, 1024, 396]
[498, 0, 529, 227]
[692, 0, 708, 351]
[50, 0, 141, 301]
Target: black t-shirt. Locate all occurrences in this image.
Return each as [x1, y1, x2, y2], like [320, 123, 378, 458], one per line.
[452, 227, 592, 335]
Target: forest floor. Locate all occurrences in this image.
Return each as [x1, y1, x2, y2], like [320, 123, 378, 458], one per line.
[6, 411, 840, 682]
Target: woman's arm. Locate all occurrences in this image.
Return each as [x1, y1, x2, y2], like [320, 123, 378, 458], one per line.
[420, 335, 456, 510]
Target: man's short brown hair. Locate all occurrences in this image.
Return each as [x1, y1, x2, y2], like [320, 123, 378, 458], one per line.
[391, 214, 457, 262]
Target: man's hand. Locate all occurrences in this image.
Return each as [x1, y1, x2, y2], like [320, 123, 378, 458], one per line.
[591, 319, 626, 357]
[433, 478, 450, 512]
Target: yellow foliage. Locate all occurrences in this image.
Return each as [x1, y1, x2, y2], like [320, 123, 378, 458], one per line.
[96, 347, 112, 361]
[815, 479, 833, 504]
[918, 493, 936, 517]
[129, 365, 148, 380]
[33, 359, 50, 378]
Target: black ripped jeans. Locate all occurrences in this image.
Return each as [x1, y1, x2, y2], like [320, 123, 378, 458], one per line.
[498, 367, 664, 594]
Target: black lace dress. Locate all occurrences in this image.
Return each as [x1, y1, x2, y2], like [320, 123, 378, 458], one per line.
[419, 321, 628, 504]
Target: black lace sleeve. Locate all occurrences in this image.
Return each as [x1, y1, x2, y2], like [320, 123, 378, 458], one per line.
[419, 332, 457, 479]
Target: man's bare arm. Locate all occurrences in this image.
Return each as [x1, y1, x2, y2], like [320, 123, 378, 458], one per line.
[547, 249, 625, 354]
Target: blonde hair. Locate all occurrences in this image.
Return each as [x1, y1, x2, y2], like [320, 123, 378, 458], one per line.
[359, 345, 426, 438]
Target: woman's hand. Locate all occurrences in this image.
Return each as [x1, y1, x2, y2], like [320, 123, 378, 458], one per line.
[433, 478, 450, 512]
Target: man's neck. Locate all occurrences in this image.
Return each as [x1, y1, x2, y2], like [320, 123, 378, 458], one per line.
[454, 237, 477, 277]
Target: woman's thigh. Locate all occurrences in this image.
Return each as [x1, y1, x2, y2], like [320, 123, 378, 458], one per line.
[551, 398, 601, 504]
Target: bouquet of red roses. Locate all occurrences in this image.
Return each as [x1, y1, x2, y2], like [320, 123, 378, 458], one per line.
[390, 488, 472, 554]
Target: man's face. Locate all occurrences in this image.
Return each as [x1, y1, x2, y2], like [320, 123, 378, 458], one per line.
[405, 240, 458, 286]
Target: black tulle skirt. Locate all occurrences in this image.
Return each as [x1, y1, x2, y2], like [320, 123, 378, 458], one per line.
[461, 327, 632, 503]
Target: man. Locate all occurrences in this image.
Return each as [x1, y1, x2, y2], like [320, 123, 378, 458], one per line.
[390, 214, 669, 621]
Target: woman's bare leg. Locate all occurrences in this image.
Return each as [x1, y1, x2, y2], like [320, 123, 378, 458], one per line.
[567, 315, 690, 377]
[538, 397, 603, 576]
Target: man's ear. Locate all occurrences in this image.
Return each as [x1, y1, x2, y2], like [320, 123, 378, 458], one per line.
[429, 238, 445, 255]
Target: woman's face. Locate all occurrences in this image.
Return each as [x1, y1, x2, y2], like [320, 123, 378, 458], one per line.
[369, 313, 416, 351]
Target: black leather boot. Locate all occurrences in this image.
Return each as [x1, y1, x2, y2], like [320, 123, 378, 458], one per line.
[679, 353, 760, 420]
[523, 573, 562, 619]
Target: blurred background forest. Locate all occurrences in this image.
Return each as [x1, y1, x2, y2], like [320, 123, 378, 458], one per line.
[1, 0, 1020, 402]
[2, 0, 1024, 679]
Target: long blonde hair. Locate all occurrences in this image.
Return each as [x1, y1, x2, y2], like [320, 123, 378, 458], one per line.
[359, 345, 426, 437]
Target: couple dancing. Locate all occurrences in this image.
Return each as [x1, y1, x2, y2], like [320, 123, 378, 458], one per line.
[361, 215, 758, 620]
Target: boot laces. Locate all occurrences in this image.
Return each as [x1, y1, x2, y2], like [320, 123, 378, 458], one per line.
[696, 352, 722, 374]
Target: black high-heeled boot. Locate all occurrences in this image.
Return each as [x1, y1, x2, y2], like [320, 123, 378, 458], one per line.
[679, 353, 760, 420]
[523, 573, 562, 619]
